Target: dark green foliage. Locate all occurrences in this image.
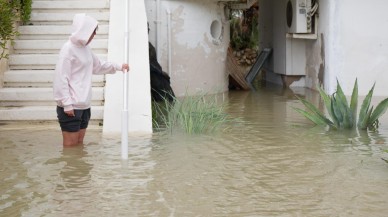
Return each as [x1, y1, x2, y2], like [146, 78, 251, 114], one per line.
[230, 7, 259, 51]
[20, 0, 33, 24]
[0, 0, 32, 59]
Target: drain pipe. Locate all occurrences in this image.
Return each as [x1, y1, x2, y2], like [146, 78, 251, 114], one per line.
[121, 0, 130, 160]
[166, 8, 172, 76]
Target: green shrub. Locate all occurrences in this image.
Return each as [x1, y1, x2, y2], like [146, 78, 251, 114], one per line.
[0, 0, 32, 59]
[230, 8, 259, 51]
[20, 0, 33, 24]
[294, 79, 388, 130]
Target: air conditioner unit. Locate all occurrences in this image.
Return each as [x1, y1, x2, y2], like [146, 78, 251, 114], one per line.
[286, 0, 312, 33]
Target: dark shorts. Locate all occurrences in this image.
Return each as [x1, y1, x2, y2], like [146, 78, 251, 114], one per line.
[56, 106, 91, 132]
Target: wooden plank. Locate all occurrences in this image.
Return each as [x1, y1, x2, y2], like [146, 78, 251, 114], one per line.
[227, 47, 251, 90]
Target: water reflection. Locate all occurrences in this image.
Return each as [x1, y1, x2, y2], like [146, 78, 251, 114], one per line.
[1, 86, 388, 216]
[55, 145, 93, 191]
[0, 139, 29, 217]
[40, 145, 93, 216]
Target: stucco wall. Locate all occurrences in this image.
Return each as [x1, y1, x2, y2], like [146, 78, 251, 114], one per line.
[0, 41, 10, 88]
[0, 57, 6, 88]
[312, 0, 341, 95]
[103, 0, 152, 134]
[262, 0, 388, 96]
[306, 0, 388, 96]
[334, 0, 388, 96]
[145, 0, 230, 96]
[308, 0, 388, 96]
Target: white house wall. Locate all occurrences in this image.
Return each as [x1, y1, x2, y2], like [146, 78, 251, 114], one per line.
[260, 0, 388, 97]
[303, 0, 331, 93]
[103, 0, 152, 134]
[306, 0, 388, 96]
[145, 0, 230, 96]
[335, 0, 388, 96]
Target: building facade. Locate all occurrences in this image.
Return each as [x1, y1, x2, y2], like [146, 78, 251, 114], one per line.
[1, 0, 388, 132]
[145, 0, 232, 96]
[260, 0, 388, 96]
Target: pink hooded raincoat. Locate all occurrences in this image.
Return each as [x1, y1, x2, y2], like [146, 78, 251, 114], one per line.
[53, 14, 121, 112]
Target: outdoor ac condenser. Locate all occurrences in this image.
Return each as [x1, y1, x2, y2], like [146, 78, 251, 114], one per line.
[286, 0, 312, 33]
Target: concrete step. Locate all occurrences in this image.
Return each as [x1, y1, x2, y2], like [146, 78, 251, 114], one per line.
[29, 0, 110, 25]
[0, 105, 103, 121]
[8, 54, 107, 70]
[0, 87, 104, 106]
[32, 1, 110, 10]
[0, 101, 104, 107]
[13, 39, 108, 54]
[30, 12, 110, 25]
[17, 25, 109, 40]
[3, 70, 104, 87]
[0, 101, 103, 107]
[0, 87, 104, 100]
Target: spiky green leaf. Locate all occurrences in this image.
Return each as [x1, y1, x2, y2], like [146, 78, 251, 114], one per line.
[296, 96, 334, 126]
[317, 85, 331, 111]
[368, 98, 388, 127]
[359, 106, 374, 130]
[293, 107, 328, 126]
[350, 79, 358, 126]
[331, 97, 344, 129]
[358, 83, 375, 128]
[335, 79, 350, 108]
[317, 85, 337, 124]
[335, 81, 353, 128]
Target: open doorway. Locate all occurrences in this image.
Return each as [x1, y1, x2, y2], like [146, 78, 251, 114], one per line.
[227, 2, 262, 90]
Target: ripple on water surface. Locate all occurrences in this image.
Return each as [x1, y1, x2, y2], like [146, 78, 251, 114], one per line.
[1, 89, 388, 216]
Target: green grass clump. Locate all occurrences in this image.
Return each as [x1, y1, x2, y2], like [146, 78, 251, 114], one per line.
[152, 92, 230, 134]
[294, 79, 388, 130]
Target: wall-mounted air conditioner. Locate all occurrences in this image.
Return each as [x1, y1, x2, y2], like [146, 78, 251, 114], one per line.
[286, 0, 312, 33]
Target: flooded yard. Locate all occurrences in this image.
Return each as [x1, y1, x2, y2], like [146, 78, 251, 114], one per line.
[1, 86, 388, 216]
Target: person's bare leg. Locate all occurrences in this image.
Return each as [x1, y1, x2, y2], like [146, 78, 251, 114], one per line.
[62, 131, 80, 147]
[78, 129, 87, 145]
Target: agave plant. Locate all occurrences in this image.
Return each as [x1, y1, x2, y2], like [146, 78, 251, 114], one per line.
[294, 79, 388, 130]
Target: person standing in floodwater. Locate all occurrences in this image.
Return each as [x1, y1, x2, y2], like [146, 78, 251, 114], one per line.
[53, 14, 129, 147]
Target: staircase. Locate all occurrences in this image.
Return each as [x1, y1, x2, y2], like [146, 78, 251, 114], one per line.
[0, 0, 111, 122]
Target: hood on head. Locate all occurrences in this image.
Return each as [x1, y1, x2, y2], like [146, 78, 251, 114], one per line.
[69, 13, 98, 46]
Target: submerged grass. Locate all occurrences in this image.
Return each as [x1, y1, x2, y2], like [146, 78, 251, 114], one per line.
[152, 92, 230, 134]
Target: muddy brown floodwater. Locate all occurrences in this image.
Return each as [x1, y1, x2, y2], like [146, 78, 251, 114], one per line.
[1, 86, 388, 217]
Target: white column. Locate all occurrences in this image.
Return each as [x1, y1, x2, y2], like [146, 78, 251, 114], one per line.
[104, 0, 152, 134]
